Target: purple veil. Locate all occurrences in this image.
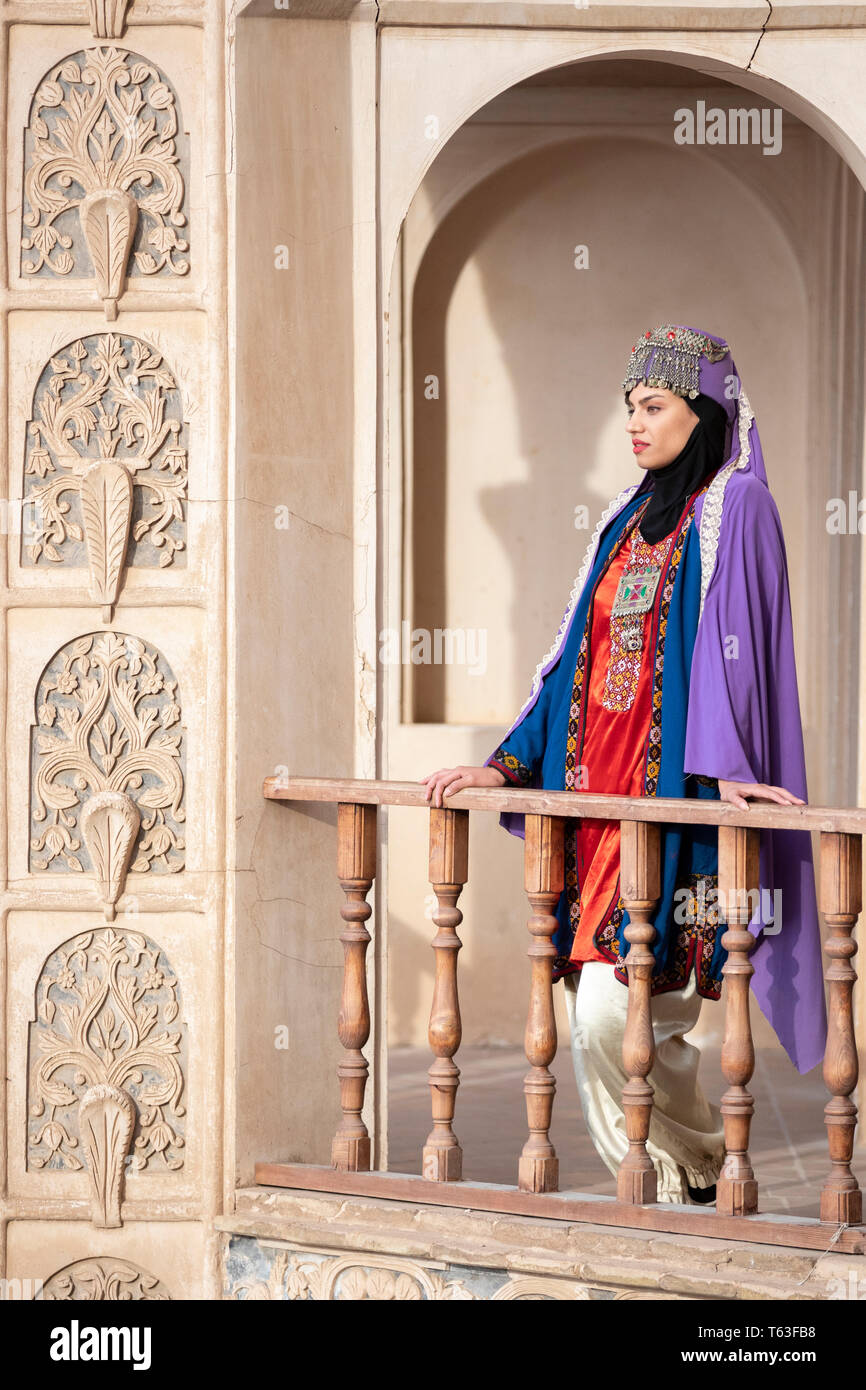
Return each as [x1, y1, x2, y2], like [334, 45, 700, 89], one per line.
[678, 332, 827, 1075]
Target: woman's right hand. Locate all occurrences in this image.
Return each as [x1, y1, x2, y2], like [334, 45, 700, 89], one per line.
[421, 764, 507, 808]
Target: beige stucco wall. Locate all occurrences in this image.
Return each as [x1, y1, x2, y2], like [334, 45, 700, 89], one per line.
[232, 2, 381, 1178]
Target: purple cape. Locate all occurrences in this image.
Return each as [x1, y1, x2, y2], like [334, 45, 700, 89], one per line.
[685, 471, 827, 1073]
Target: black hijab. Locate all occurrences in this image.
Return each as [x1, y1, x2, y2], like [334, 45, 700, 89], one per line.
[634, 392, 729, 544]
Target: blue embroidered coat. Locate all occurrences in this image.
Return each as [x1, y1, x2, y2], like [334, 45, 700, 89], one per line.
[485, 484, 727, 999]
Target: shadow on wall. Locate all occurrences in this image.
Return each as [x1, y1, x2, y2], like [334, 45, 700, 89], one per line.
[410, 130, 808, 726]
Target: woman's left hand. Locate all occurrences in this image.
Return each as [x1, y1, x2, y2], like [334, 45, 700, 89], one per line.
[718, 779, 806, 812]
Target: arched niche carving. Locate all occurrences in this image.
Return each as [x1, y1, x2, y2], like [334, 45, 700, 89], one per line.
[21, 332, 189, 620]
[28, 926, 187, 1229]
[21, 46, 189, 318]
[29, 631, 186, 915]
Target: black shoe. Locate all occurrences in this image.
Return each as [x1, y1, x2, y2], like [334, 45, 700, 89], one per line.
[687, 1182, 717, 1205]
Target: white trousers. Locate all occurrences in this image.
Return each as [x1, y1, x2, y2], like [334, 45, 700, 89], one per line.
[563, 961, 726, 1203]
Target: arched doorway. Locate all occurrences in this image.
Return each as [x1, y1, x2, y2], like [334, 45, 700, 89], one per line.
[381, 55, 865, 1201]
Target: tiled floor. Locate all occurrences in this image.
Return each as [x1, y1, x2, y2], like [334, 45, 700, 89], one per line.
[388, 1044, 837, 1220]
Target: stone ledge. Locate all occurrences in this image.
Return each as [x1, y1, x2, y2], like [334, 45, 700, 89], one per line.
[217, 1187, 865, 1300]
[375, 1, 866, 31]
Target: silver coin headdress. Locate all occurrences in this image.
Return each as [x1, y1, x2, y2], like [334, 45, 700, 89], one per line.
[622, 324, 730, 400]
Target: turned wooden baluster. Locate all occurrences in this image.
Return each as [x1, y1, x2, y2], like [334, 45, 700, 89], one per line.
[618, 820, 661, 1205]
[519, 813, 564, 1194]
[331, 801, 376, 1171]
[716, 823, 761, 1216]
[422, 806, 469, 1181]
[819, 831, 863, 1224]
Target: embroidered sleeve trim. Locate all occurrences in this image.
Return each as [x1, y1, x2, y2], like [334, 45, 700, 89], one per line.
[489, 747, 534, 786]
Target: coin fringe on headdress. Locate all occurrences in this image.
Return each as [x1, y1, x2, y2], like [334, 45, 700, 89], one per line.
[622, 325, 730, 400]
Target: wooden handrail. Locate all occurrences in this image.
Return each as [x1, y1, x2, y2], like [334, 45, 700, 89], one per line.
[259, 771, 864, 1249]
[264, 775, 866, 833]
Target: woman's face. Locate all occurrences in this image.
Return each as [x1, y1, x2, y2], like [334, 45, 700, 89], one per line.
[626, 383, 699, 470]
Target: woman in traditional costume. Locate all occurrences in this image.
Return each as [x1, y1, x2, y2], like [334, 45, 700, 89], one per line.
[423, 324, 827, 1205]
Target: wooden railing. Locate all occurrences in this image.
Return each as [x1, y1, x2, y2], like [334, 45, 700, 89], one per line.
[255, 776, 866, 1254]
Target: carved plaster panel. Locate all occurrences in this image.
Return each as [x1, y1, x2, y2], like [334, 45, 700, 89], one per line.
[27, 926, 187, 1227]
[29, 631, 186, 916]
[21, 46, 189, 318]
[223, 1243, 591, 1301]
[38, 1257, 171, 1299]
[21, 333, 189, 619]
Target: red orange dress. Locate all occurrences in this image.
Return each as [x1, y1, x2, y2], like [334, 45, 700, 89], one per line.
[567, 502, 676, 965]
